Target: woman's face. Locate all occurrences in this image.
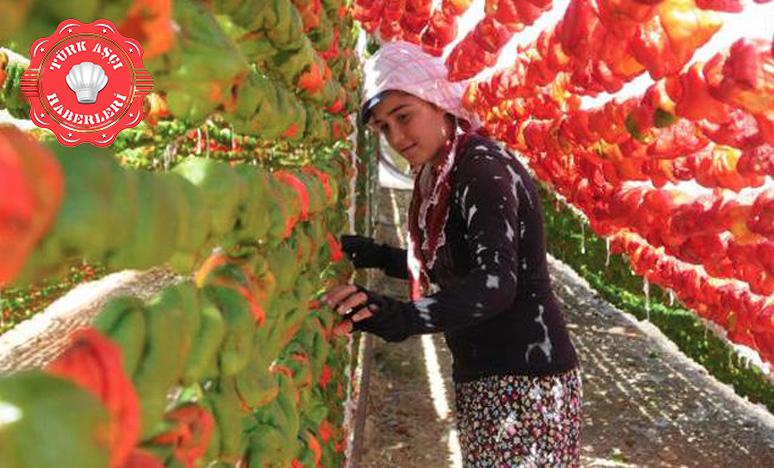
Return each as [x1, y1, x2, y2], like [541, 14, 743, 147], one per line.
[369, 91, 453, 168]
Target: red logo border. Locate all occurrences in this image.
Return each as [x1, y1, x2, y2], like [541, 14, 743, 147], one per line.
[21, 19, 153, 147]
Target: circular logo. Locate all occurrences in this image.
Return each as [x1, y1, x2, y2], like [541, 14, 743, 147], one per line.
[21, 19, 152, 147]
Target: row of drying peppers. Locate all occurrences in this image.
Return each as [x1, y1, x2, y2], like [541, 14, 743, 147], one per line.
[465, 37, 774, 294]
[0, 126, 353, 288]
[0, 262, 105, 334]
[439, 2, 774, 367]
[110, 118, 337, 170]
[0, 120, 362, 466]
[609, 230, 774, 368]
[0, 251, 354, 467]
[540, 184, 774, 412]
[0, 0, 362, 144]
[352, 0, 770, 82]
[1, 2, 371, 468]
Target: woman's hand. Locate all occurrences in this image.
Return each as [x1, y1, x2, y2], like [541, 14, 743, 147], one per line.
[325, 284, 377, 336]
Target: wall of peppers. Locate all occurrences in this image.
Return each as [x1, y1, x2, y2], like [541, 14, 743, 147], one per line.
[0, 0, 378, 467]
[353, 0, 774, 373]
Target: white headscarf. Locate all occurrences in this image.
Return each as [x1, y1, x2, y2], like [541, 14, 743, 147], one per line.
[360, 41, 481, 129]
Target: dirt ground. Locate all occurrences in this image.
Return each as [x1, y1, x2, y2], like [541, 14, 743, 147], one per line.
[356, 187, 774, 467]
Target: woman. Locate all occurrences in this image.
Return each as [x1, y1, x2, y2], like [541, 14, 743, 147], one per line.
[325, 41, 582, 466]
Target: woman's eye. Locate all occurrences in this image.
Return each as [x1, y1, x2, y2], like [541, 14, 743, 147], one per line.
[397, 113, 410, 123]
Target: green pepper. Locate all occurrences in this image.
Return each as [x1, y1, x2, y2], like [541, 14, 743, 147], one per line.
[266, 242, 299, 292]
[172, 157, 247, 239]
[300, 388, 328, 425]
[212, 0, 269, 30]
[200, 397, 222, 461]
[265, 0, 305, 49]
[234, 358, 279, 409]
[181, 294, 227, 385]
[0, 372, 110, 468]
[134, 285, 195, 437]
[0, 60, 31, 120]
[273, 42, 315, 85]
[148, 0, 248, 123]
[232, 165, 272, 243]
[207, 378, 247, 462]
[93, 296, 147, 377]
[42, 146, 118, 266]
[246, 424, 293, 467]
[204, 285, 256, 376]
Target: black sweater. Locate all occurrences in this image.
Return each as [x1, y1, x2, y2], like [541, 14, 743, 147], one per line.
[355, 135, 579, 383]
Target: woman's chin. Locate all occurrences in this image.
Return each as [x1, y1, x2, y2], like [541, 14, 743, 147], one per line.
[402, 151, 428, 166]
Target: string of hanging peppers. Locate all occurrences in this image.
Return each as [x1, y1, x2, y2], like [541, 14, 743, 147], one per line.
[0, 1, 370, 466]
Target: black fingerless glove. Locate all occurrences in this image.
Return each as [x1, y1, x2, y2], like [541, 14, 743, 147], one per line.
[350, 285, 411, 342]
[340, 235, 410, 279]
[340, 235, 386, 268]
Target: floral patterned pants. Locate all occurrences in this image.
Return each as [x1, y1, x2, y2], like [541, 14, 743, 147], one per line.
[454, 368, 582, 467]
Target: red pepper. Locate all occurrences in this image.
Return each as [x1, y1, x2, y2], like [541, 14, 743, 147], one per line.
[630, 15, 678, 79]
[47, 328, 140, 468]
[442, 0, 474, 15]
[486, 0, 524, 31]
[596, 0, 655, 39]
[698, 109, 763, 149]
[297, 62, 326, 95]
[318, 364, 333, 389]
[292, 0, 323, 32]
[401, 0, 432, 36]
[352, 0, 384, 32]
[379, 20, 403, 40]
[447, 16, 513, 80]
[737, 143, 774, 177]
[488, 0, 547, 29]
[558, 0, 602, 62]
[647, 119, 710, 158]
[597, 29, 646, 81]
[382, 0, 406, 22]
[757, 240, 774, 274]
[421, 11, 457, 56]
[580, 61, 622, 94]
[320, 28, 340, 61]
[0, 127, 64, 286]
[325, 231, 345, 262]
[121, 450, 164, 468]
[543, 28, 571, 74]
[695, 0, 743, 11]
[631, 0, 721, 80]
[709, 39, 774, 116]
[748, 189, 774, 238]
[150, 403, 215, 467]
[472, 16, 513, 52]
[607, 186, 647, 225]
[118, 0, 174, 59]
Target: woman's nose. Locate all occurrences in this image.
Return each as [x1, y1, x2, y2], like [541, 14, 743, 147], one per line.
[388, 126, 407, 150]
